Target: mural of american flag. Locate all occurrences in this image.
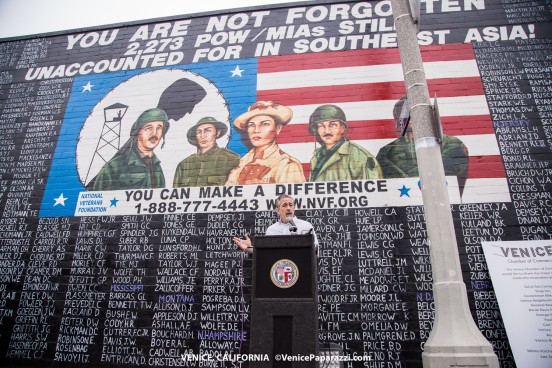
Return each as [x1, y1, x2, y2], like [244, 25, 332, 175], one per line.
[257, 43, 510, 203]
[41, 43, 510, 217]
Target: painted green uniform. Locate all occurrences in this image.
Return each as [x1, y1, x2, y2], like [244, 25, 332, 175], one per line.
[92, 147, 165, 191]
[173, 144, 240, 187]
[376, 135, 469, 193]
[309, 140, 382, 182]
[90, 107, 169, 191]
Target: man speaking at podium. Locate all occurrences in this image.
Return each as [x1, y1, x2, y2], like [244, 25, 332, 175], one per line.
[233, 194, 321, 365]
[232, 194, 318, 253]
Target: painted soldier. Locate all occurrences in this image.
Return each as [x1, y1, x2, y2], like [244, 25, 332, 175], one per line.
[226, 101, 305, 185]
[91, 108, 169, 191]
[309, 104, 382, 182]
[173, 117, 240, 187]
[376, 95, 469, 195]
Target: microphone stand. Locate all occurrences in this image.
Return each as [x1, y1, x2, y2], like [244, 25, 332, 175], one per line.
[286, 217, 298, 234]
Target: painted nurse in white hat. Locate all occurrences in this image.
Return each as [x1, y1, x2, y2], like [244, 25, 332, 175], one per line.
[225, 101, 305, 185]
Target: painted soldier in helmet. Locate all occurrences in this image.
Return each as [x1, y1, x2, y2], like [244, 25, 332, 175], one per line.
[173, 117, 240, 187]
[309, 104, 382, 182]
[376, 95, 469, 195]
[91, 107, 170, 191]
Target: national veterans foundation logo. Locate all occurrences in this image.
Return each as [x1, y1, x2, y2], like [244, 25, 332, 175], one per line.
[270, 259, 299, 289]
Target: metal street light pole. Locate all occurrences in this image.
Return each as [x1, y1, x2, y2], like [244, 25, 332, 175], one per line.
[390, 1, 500, 367]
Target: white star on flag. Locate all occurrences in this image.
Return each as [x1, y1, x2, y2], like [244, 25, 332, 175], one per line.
[54, 193, 68, 206]
[82, 81, 94, 92]
[231, 66, 244, 77]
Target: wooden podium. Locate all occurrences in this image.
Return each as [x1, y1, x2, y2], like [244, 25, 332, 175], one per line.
[250, 234, 318, 367]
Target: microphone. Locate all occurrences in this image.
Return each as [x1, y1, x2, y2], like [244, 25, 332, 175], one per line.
[286, 217, 298, 233]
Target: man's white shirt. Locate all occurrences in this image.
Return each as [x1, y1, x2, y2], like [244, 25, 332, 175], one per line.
[265, 216, 319, 247]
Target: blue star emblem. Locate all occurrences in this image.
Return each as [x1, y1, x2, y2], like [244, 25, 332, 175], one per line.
[398, 185, 411, 197]
[110, 197, 119, 207]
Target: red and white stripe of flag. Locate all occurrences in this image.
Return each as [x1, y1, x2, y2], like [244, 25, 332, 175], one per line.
[257, 43, 509, 203]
